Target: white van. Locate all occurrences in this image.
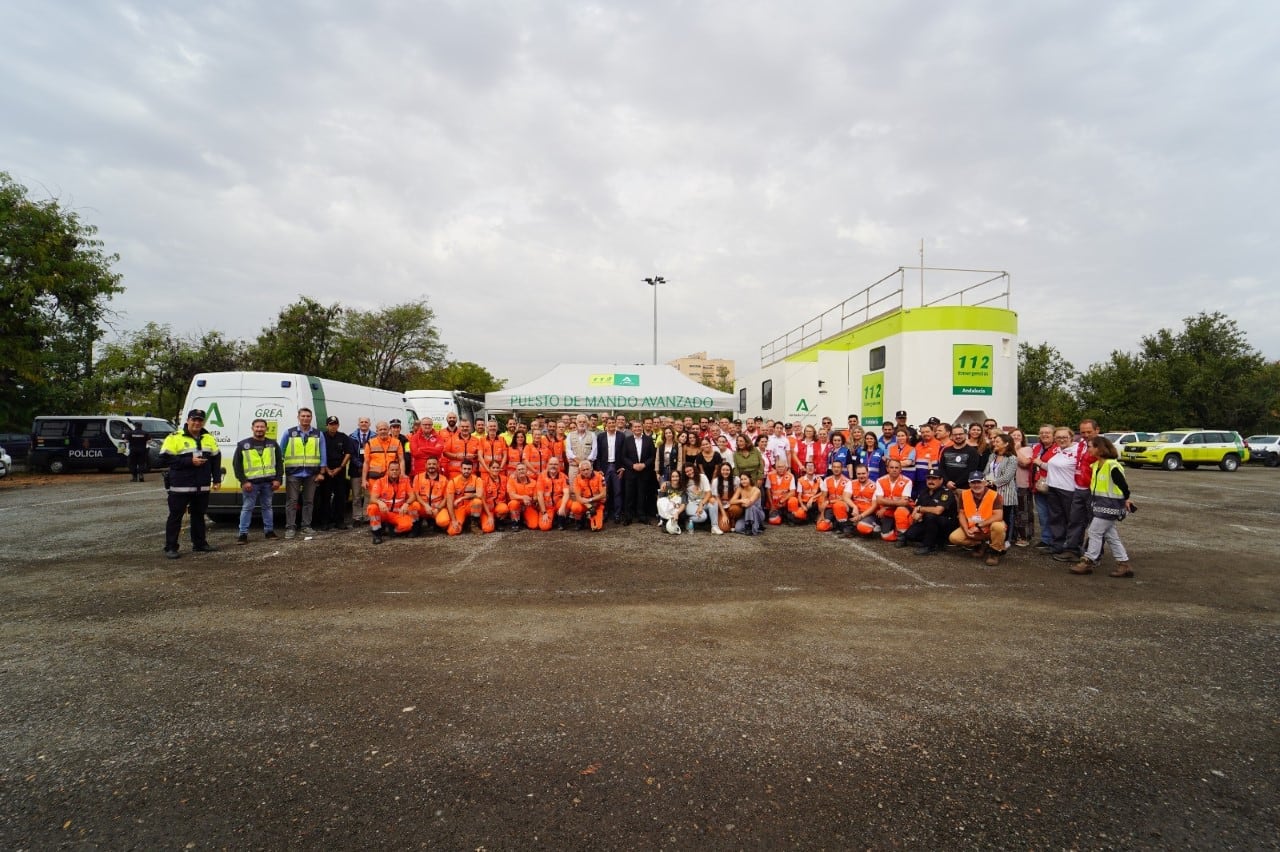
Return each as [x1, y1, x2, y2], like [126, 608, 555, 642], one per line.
[405, 389, 485, 428]
[182, 371, 415, 511]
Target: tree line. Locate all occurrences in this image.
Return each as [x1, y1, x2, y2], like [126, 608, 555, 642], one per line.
[1, 171, 501, 428]
[1018, 312, 1280, 434]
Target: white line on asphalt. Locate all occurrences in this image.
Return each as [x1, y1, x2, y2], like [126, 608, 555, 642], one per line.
[0, 488, 159, 512]
[846, 539, 938, 587]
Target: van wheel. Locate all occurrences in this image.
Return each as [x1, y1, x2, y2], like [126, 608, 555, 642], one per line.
[1162, 454, 1182, 471]
[1267, 455, 1280, 468]
[1219, 454, 1240, 472]
[48, 458, 67, 474]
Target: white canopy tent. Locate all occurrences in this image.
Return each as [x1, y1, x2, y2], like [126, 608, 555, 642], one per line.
[486, 364, 737, 412]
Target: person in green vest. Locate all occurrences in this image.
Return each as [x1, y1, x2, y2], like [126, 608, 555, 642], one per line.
[233, 417, 283, 544]
[1071, 436, 1137, 578]
[279, 408, 327, 539]
[159, 409, 222, 559]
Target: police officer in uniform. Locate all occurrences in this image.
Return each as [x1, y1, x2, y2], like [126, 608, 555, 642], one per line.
[125, 420, 151, 481]
[159, 408, 222, 559]
[899, 467, 957, 555]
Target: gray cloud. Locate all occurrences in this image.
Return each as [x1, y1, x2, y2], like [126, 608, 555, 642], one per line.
[2, 0, 1275, 389]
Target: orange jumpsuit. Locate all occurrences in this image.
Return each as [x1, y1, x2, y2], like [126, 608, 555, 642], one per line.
[481, 469, 509, 529]
[477, 436, 508, 476]
[537, 472, 569, 531]
[791, 474, 823, 522]
[857, 474, 913, 540]
[364, 436, 403, 482]
[446, 472, 485, 534]
[445, 435, 481, 478]
[766, 470, 794, 522]
[366, 474, 416, 534]
[506, 475, 540, 529]
[819, 474, 853, 527]
[411, 472, 451, 530]
[568, 471, 607, 530]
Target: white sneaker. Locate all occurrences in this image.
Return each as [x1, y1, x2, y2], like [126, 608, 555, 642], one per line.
[711, 526, 724, 535]
[665, 518, 680, 534]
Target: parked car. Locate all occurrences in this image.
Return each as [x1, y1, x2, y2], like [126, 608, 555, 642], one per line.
[1244, 435, 1280, 467]
[0, 445, 11, 479]
[30, 415, 176, 474]
[1100, 431, 1155, 457]
[0, 432, 31, 460]
[1121, 429, 1250, 471]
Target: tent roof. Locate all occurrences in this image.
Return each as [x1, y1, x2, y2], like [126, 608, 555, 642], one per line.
[485, 364, 737, 412]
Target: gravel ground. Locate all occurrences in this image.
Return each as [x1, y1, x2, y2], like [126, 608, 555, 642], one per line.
[0, 466, 1277, 850]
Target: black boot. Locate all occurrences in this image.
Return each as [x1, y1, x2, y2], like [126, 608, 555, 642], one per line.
[372, 528, 383, 545]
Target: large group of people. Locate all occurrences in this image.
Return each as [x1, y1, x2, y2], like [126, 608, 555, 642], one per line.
[158, 407, 1136, 577]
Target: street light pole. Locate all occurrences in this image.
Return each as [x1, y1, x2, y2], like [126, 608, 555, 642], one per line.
[643, 276, 665, 364]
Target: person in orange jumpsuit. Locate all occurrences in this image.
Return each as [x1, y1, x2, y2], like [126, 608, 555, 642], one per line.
[791, 460, 823, 524]
[479, 459, 509, 533]
[859, 457, 914, 541]
[362, 421, 404, 491]
[444, 419, 481, 478]
[367, 459, 416, 544]
[537, 456, 571, 531]
[477, 420, 508, 477]
[567, 458, 607, 531]
[765, 466, 795, 525]
[817, 459, 854, 532]
[446, 459, 486, 535]
[410, 456, 451, 534]
[505, 462, 540, 531]
[843, 463, 881, 538]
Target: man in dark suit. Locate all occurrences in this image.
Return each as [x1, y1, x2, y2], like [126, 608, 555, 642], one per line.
[595, 418, 627, 524]
[619, 423, 657, 525]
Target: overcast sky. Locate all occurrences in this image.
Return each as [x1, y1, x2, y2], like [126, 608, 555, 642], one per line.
[3, 1, 1276, 388]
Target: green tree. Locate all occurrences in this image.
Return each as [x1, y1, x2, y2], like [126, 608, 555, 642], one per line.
[414, 360, 504, 395]
[245, 297, 351, 380]
[0, 172, 123, 427]
[341, 300, 448, 389]
[1139, 312, 1267, 431]
[1017, 342, 1080, 429]
[1078, 312, 1274, 432]
[705, 365, 734, 394]
[96, 322, 245, 419]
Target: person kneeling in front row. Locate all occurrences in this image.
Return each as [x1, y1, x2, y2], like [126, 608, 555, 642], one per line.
[900, 467, 957, 555]
[948, 470, 1007, 566]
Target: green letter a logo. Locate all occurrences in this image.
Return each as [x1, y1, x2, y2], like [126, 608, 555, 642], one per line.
[205, 402, 224, 427]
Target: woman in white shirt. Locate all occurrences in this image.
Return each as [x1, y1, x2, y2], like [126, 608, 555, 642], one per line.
[1036, 427, 1078, 556]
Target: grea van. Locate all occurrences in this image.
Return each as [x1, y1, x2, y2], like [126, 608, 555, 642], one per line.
[182, 372, 415, 512]
[31, 415, 175, 474]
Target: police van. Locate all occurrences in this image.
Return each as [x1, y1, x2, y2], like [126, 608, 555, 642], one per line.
[405, 389, 485, 428]
[181, 371, 416, 512]
[31, 415, 175, 474]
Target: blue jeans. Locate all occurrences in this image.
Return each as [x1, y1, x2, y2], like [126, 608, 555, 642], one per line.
[1034, 491, 1052, 544]
[239, 481, 275, 534]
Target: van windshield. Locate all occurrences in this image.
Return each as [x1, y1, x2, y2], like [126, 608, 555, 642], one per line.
[132, 418, 175, 437]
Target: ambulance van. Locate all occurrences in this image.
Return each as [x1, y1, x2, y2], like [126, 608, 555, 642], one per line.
[181, 371, 415, 513]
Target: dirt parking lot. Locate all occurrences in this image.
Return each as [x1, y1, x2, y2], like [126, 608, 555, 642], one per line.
[0, 465, 1277, 849]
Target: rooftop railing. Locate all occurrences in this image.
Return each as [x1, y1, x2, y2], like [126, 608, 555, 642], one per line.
[760, 266, 1010, 367]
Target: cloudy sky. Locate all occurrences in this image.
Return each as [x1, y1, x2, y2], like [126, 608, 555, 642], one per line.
[3, 1, 1276, 388]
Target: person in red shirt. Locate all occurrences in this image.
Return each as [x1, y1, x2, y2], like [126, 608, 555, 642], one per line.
[408, 419, 446, 476]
